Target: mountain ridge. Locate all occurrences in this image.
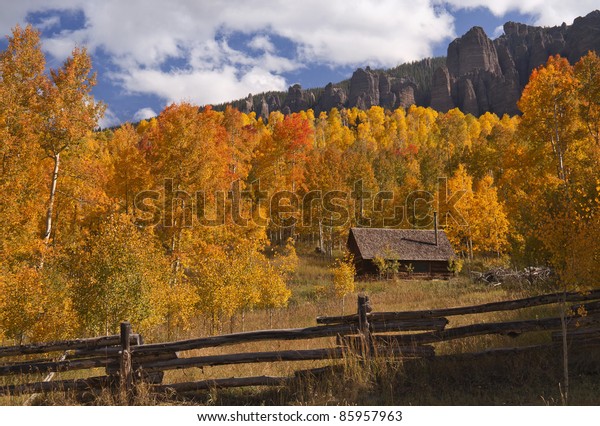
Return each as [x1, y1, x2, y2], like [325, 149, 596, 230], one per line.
[213, 10, 600, 117]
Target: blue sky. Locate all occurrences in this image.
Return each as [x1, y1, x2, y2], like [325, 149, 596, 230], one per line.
[0, 1, 597, 127]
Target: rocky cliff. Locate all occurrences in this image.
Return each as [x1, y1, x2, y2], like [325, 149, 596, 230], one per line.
[431, 10, 600, 116]
[219, 10, 600, 118]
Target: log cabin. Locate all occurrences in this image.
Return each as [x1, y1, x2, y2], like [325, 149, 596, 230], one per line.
[346, 227, 456, 279]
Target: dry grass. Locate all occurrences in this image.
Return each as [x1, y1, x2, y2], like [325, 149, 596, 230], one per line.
[2, 251, 600, 405]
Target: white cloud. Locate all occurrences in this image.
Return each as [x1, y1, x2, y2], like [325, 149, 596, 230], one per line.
[3, 0, 456, 106]
[217, 1, 456, 66]
[132, 108, 157, 122]
[36, 15, 60, 30]
[0, 0, 82, 39]
[116, 66, 288, 106]
[248, 35, 275, 53]
[43, 30, 83, 61]
[440, 0, 598, 26]
[1, 1, 597, 108]
[98, 107, 120, 129]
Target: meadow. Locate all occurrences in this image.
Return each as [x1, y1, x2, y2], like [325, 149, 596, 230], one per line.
[2, 247, 599, 406]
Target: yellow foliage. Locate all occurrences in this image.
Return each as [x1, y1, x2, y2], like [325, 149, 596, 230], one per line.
[70, 214, 172, 335]
[272, 238, 299, 277]
[445, 165, 509, 257]
[148, 270, 199, 335]
[190, 235, 291, 332]
[0, 265, 77, 343]
[332, 257, 355, 299]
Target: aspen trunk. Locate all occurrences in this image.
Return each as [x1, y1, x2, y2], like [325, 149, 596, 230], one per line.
[318, 218, 324, 253]
[41, 152, 60, 266]
[329, 215, 333, 257]
[43, 153, 60, 243]
[559, 290, 569, 405]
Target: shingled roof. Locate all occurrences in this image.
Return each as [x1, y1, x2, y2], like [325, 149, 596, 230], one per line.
[348, 228, 455, 262]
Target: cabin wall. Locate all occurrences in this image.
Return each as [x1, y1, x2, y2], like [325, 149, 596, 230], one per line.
[355, 259, 452, 279]
[356, 259, 379, 275]
[346, 232, 360, 259]
[347, 232, 376, 275]
[430, 261, 451, 274]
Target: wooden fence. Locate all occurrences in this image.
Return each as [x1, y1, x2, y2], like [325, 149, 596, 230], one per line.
[2, 289, 600, 400]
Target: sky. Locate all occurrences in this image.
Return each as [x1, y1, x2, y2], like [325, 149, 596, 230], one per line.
[0, 1, 598, 127]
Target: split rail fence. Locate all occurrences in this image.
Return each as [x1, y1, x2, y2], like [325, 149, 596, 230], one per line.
[1, 288, 600, 399]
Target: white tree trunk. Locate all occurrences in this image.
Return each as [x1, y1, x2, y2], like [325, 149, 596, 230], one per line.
[43, 153, 60, 245]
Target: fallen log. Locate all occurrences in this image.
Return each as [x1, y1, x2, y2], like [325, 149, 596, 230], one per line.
[317, 288, 600, 324]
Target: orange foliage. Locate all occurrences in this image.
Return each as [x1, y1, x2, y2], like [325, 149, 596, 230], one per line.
[2, 22, 600, 343]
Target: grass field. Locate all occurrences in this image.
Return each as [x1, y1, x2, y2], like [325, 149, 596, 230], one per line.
[2, 248, 600, 406]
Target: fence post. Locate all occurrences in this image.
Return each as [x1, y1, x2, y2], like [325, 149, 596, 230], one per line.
[120, 321, 132, 403]
[357, 294, 373, 355]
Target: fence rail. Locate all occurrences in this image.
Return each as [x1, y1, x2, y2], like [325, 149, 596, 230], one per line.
[2, 288, 600, 399]
[316, 288, 600, 324]
[0, 334, 141, 358]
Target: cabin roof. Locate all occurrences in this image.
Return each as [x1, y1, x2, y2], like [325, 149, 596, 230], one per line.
[348, 228, 455, 262]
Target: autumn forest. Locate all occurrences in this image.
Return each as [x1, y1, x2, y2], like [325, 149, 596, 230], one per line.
[1, 25, 600, 345]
